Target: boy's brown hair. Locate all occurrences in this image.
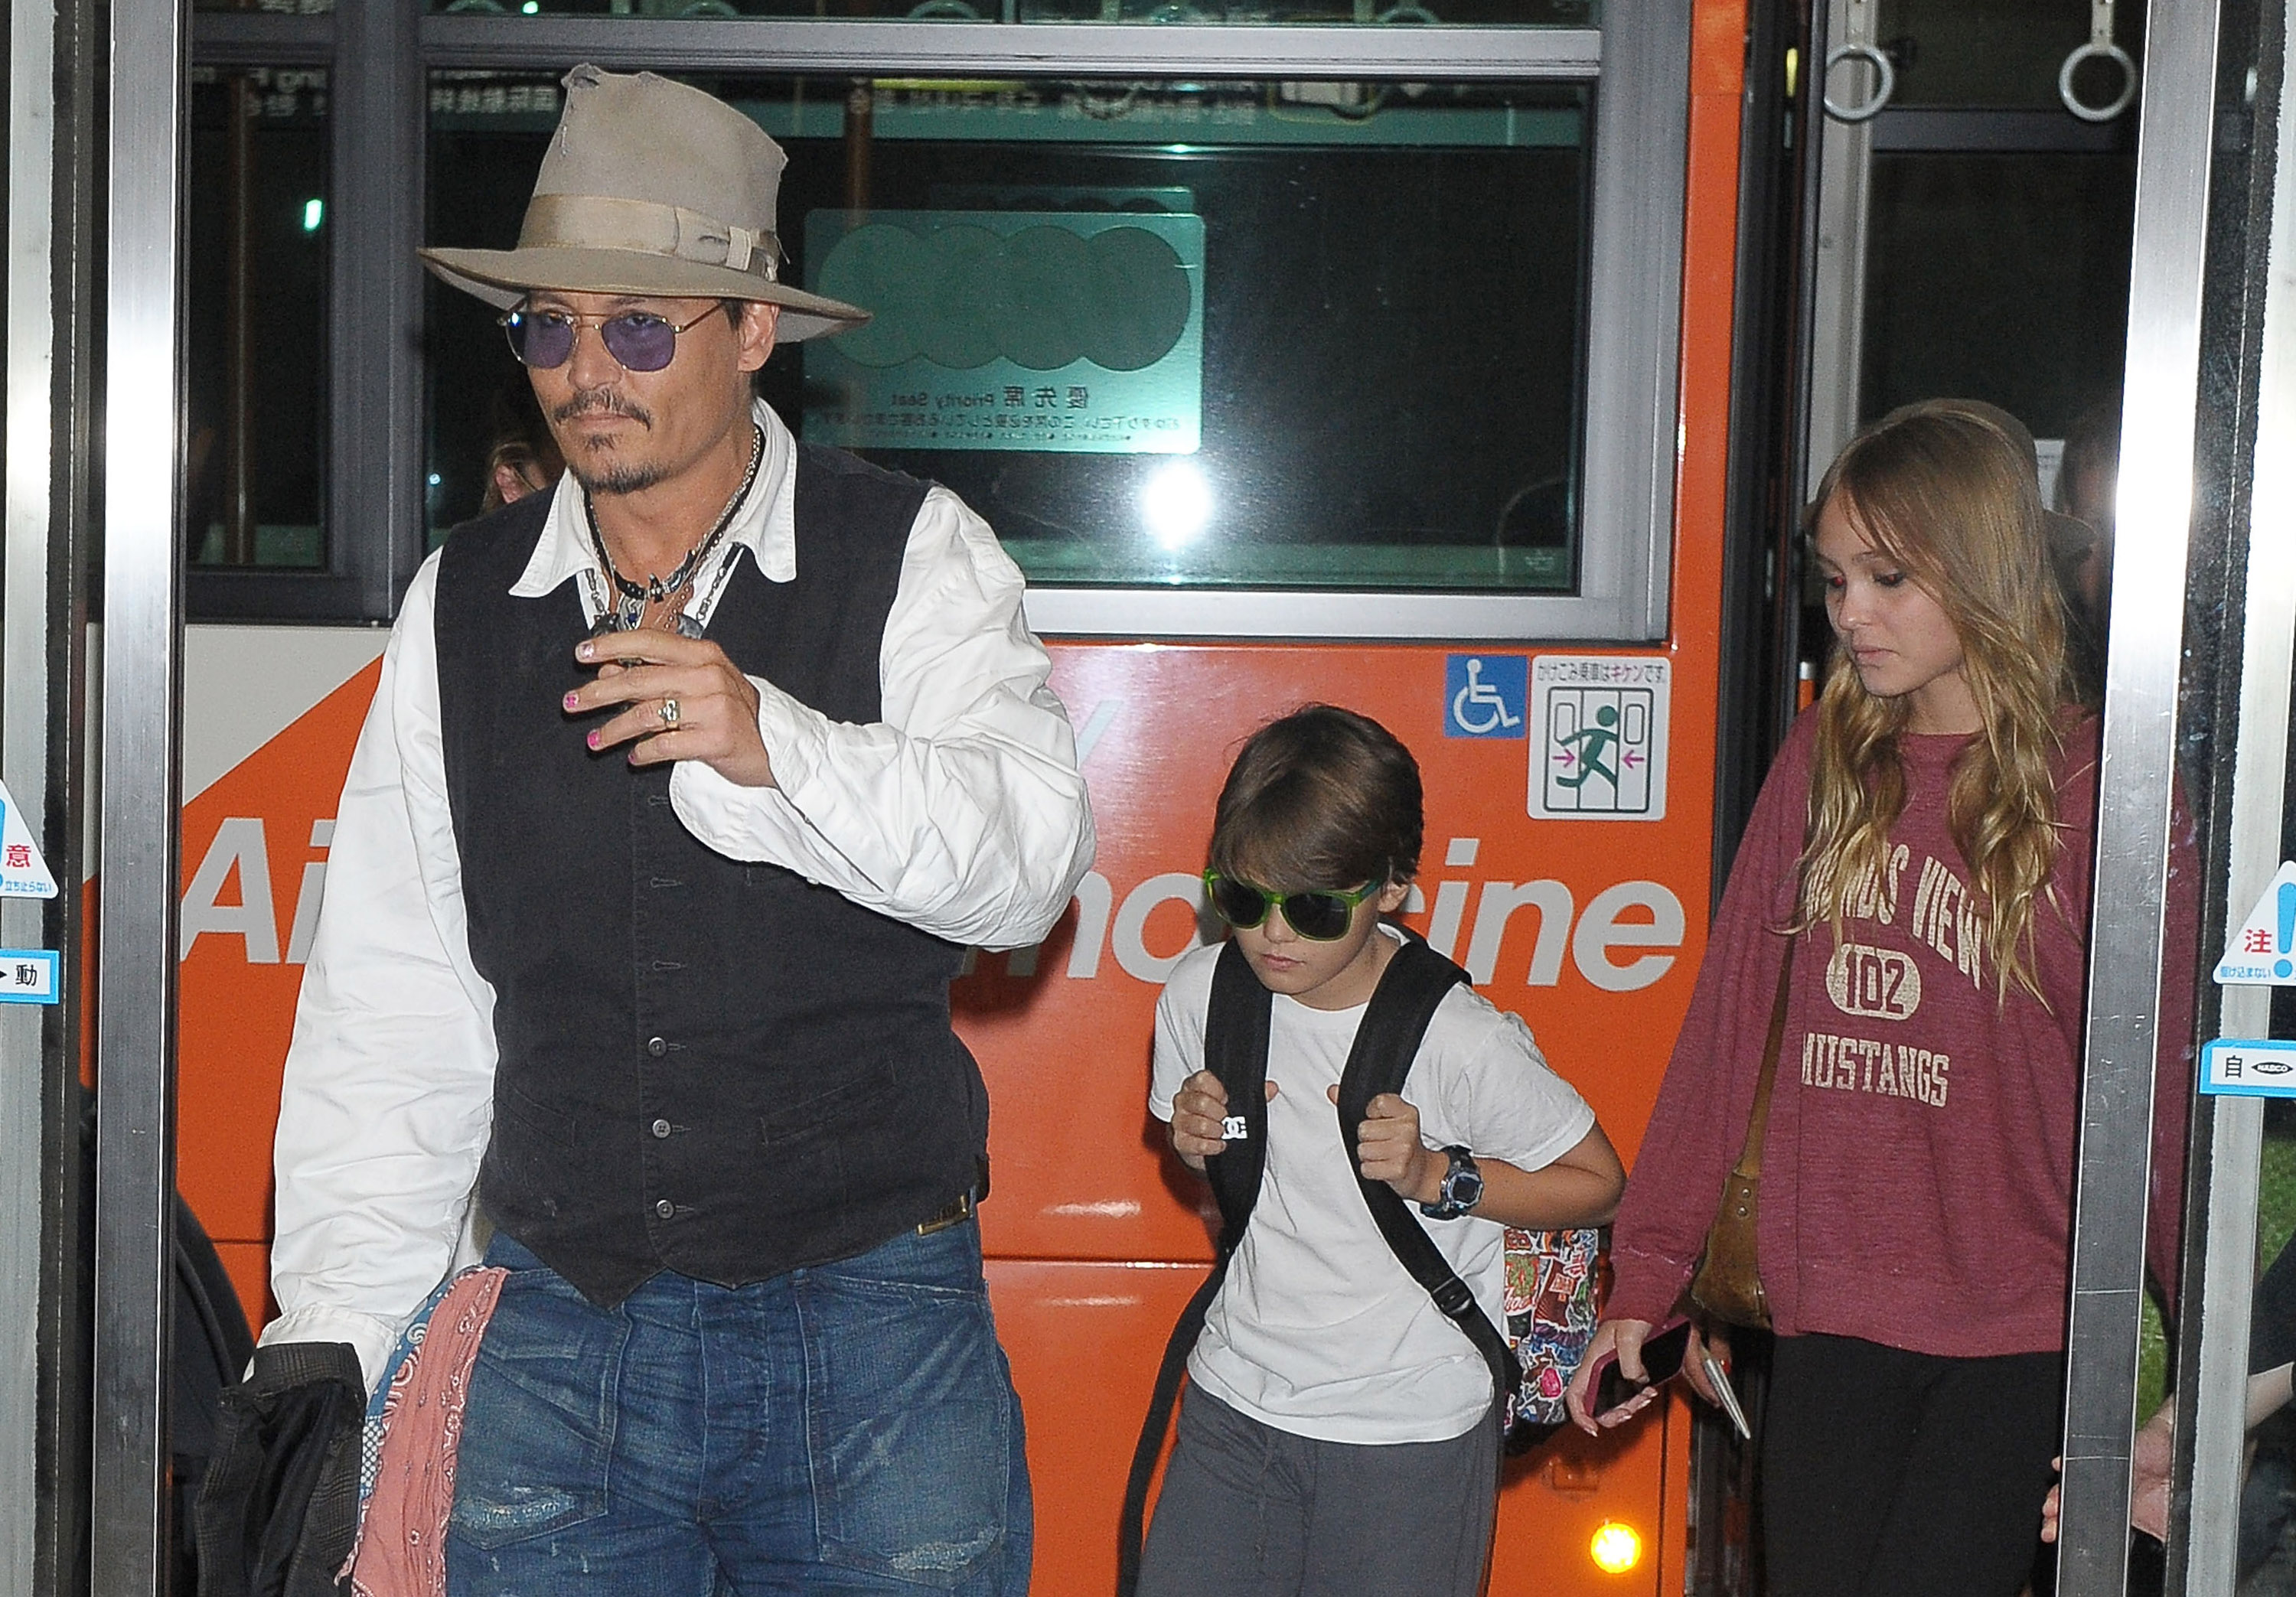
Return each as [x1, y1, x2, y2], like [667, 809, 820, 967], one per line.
[1208, 705, 1423, 892]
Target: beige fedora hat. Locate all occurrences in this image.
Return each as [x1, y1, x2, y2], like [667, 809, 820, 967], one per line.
[421, 64, 867, 343]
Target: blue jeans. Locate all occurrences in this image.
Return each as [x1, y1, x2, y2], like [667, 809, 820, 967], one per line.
[444, 1224, 1032, 1595]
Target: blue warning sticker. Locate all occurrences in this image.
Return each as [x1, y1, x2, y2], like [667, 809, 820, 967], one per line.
[2201, 1038, 2296, 1097]
[0, 949, 58, 1005]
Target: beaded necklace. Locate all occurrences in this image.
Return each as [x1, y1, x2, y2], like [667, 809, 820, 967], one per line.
[585, 424, 763, 637]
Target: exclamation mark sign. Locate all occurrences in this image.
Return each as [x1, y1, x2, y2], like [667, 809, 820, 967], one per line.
[2278, 882, 2295, 979]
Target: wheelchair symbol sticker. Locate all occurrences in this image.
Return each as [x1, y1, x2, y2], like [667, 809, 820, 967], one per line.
[1528, 656, 1670, 821]
[1444, 655, 1528, 739]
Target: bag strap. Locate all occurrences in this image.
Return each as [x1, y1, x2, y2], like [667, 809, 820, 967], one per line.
[1199, 941, 1274, 1250]
[1118, 943, 1270, 1597]
[1731, 930, 1799, 1182]
[1332, 940, 1520, 1423]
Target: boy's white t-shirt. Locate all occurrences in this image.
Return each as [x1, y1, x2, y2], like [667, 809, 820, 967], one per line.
[1148, 930, 1597, 1445]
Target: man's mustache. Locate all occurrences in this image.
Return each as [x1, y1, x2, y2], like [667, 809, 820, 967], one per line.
[553, 390, 654, 428]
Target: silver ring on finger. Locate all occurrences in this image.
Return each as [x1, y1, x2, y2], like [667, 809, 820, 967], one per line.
[658, 696, 681, 728]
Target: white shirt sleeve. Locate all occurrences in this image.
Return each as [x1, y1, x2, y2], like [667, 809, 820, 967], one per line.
[1148, 944, 1221, 1121]
[1414, 992, 1596, 1176]
[260, 553, 499, 1389]
[668, 484, 1095, 951]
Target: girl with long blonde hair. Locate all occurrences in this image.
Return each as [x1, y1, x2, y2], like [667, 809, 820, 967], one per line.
[1564, 404, 2187, 1596]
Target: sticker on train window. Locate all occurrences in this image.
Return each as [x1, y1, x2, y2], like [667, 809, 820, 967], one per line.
[0, 949, 58, 1005]
[2214, 860, 2296, 986]
[2201, 1039, 2296, 1097]
[801, 208, 1204, 455]
[0, 779, 58, 898]
[1527, 656, 1670, 822]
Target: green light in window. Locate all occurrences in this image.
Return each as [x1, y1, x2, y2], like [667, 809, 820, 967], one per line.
[302, 198, 325, 233]
[521, 2, 540, 11]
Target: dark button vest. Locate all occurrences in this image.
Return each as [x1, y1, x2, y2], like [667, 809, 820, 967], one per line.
[434, 443, 982, 1305]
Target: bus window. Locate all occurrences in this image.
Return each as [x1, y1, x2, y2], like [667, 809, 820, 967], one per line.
[1872, 0, 2141, 109]
[1861, 149, 2134, 438]
[1851, 0, 2142, 438]
[425, 73, 1592, 602]
[1806, 0, 2141, 493]
[423, 1, 1598, 21]
[186, 64, 332, 572]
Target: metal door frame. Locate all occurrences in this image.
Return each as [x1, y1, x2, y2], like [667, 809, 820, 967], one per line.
[2057, 0, 2284, 1591]
[2, 0, 106, 1592]
[90, 0, 193, 1592]
[2161, 4, 2294, 1592]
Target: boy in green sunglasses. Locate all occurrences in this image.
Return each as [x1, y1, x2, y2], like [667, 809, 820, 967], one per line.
[1142, 705, 1625, 1597]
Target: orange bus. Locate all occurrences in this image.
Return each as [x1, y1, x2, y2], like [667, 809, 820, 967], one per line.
[170, 8, 1746, 1589]
[67, 0, 2188, 1589]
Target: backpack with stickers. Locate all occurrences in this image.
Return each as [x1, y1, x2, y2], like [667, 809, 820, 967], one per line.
[1117, 937, 1601, 1595]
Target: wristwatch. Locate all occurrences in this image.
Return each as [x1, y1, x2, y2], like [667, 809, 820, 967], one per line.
[1420, 1145, 1482, 1219]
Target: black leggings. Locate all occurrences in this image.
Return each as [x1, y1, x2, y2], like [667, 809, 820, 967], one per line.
[1762, 1334, 2064, 1597]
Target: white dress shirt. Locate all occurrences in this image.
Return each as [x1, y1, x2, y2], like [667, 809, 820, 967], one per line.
[263, 401, 1096, 1385]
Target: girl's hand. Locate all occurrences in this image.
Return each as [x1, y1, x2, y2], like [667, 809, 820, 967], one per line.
[1566, 1318, 1663, 1435]
[1678, 1323, 1730, 1406]
[1169, 1071, 1277, 1172]
[1330, 1086, 1440, 1203]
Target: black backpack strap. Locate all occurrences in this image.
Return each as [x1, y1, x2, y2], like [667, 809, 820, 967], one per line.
[1118, 944, 1272, 1596]
[1334, 941, 1521, 1424]
[1199, 942, 1274, 1250]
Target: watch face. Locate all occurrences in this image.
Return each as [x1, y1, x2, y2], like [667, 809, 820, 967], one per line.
[1446, 1153, 1483, 1206]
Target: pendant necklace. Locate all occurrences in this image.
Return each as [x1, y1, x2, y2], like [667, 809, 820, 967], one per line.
[586, 424, 763, 639]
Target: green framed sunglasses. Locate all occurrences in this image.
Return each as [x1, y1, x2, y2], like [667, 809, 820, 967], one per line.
[1202, 872, 1379, 942]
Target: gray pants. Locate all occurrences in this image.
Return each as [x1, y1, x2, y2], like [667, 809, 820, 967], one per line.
[1137, 1385, 1499, 1597]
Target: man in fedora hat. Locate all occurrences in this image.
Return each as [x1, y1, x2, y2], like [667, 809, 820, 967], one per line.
[259, 65, 1092, 1594]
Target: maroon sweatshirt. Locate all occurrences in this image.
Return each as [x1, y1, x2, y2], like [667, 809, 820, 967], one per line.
[1609, 710, 2191, 1356]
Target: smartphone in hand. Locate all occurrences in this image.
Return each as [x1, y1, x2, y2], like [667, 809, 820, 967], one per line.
[1589, 1318, 1694, 1416]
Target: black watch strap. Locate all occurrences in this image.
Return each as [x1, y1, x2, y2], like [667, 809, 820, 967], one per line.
[1420, 1144, 1481, 1219]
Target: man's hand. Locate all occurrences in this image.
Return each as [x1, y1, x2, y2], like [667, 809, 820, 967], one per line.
[569, 632, 775, 787]
[1329, 1086, 1441, 1203]
[1169, 1071, 1278, 1173]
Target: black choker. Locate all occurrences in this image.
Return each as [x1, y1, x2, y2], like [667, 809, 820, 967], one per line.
[585, 424, 763, 636]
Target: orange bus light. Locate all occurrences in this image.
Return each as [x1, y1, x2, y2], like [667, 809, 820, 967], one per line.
[1590, 1520, 1643, 1574]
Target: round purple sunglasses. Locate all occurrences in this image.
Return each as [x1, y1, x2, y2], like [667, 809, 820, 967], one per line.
[499, 304, 722, 373]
